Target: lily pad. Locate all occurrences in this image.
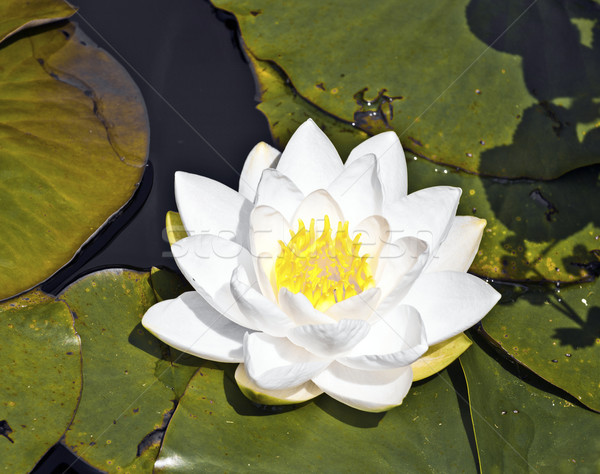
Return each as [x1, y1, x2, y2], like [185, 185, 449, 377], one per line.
[480, 277, 600, 412]
[155, 364, 476, 472]
[407, 158, 600, 282]
[216, 0, 600, 179]
[60, 269, 198, 471]
[461, 342, 600, 472]
[0, 0, 75, 44]
[0, 290, 81, 472]
[0, 21, 149, 300]
[243, 53, 600, 282]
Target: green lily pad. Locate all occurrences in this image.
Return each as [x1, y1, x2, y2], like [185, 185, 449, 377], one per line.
[242, 53, 600, 282]
[60, 269, 198, 471]
[0, 0, 76, 44]
[215, 0, 600, 179]
[0, 290, 81, 472]
[0, 21, 149, 300]
[461, 342, 600, 472]
[155, 364, 476, 472]
[480, 277, 600, 412]
[407, 157, 600, 282]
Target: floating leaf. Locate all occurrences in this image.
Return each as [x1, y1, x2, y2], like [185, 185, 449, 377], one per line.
[481, 277, 600, 412]
[155, 364, 476, 472]
[0, 290, 81, 472]
[461, 342, 600, 472]
[406, 158, 600, 282]
[215, 0, 600, 179]
[0, 0, 75, 44]
[0, 22, 149, 300]
[243, 53, 600, 282]
[60, 269, 198, 471]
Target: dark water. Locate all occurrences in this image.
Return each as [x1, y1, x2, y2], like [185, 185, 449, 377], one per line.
[41, 0, 272, 295]
[33, 0, 270, 471]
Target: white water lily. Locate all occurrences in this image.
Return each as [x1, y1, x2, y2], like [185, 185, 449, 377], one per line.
[142, 119, 500, 412]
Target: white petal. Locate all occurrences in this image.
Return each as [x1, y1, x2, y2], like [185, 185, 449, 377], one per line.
[276, 119, 343, 195]
[255, 168, 304, 222]
[339, 305, 428, 370]
[255, 253, 277, 303]
[312, 362, 413, 412]
[142, 292, 246, 362]
[288, 319, 370, 358]
[244, 333, 330, 390]
[327, 154, 382, 224]
[350, 215, 390, 275]
[325, 288, 381, 321]
[426, 216, 486, 273]
[278, 289, 333, 325]
[248, 205, 291, 301]
[175, 171, 252, 247]
[235, 364, 322, 405]
[249, 205, 291, 258]
[230, 266, 294, 337]
[402, 271, 501, 345]
[375, 236, 430, 315]
[239, 141, 281, 202]
[171, 234, 257, 329]
[384, 186, 461, 258]
[346, 131, 407, 204]
[292, 189, 344, 229]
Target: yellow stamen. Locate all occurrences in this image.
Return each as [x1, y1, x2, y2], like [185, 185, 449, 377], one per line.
[275, 215, 375, 311]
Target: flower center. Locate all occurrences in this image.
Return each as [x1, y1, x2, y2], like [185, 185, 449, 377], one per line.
[275, 215, 375, 312]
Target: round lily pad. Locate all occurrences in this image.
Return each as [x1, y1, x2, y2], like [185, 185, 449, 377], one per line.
[60, 268, 198, 471]
[0, 21, 149, 300]
[155, 364, 476, 472]
[461, 342, 600, 472]
[214, 0, 600, 179]
[0, 290, 81, 472]
[481, 277, 600, 412]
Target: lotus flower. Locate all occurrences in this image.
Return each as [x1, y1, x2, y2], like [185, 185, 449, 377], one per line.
[142, 119, 500, 412]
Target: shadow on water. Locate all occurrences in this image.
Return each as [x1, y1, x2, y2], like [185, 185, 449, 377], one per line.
[466, 0, 600, 178]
